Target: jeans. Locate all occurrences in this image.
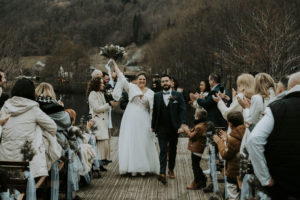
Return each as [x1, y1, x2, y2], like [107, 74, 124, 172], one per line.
[191, 153, 206, 183]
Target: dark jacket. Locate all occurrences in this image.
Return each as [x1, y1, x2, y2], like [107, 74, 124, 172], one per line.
[0, 93, 9, 109]
[197, 83, 228, 127]
[186, 122, 207, 154]
[37, 96, 71, 131]
[152, 90, 186, 132]
[216, 125, 245, 178]
[266, 91, 300, 198]
[120, 91, 129, 110]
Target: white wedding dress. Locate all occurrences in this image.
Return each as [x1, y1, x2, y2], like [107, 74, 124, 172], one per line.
[113, 73, 160, 175]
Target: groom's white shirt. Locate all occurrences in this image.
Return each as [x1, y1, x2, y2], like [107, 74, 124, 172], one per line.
[163, 88, 172, 106]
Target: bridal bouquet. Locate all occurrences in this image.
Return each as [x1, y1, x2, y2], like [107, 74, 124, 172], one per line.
[100, 44, 125, 60]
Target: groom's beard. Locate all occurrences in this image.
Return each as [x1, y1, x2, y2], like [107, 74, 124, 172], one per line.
[162, 85, 171, 91]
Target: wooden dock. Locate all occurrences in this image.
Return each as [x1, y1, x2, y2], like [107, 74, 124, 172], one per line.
[77, 137, 224, 200]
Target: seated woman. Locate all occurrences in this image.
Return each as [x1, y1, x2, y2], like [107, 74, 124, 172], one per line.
[66, 109, 97, 181]
[35, 82, 72, 150]
[0, 78, 57, 178]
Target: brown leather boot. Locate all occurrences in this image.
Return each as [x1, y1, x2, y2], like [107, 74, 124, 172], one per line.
[187, 181, 200, 190]
[187, 179, 207, 190]
[158, 174, 167, 184]
[168, 170, 175, 179]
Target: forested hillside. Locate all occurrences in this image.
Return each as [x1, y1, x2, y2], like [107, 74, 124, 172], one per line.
[1, 0, 300, 89]
[0, 0, 183, 56]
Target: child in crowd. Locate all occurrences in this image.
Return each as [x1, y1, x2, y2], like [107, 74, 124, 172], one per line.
[181, 108, 210, 190]
[213, 111, 245, 200]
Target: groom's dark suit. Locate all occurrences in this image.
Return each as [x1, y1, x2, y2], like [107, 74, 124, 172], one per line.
[152, 90, 186, 174]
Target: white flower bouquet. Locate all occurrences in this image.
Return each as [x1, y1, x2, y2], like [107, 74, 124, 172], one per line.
[100, 44, 125, 60]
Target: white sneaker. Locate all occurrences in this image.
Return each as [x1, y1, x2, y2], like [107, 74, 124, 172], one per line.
[203, 169, 210, 175]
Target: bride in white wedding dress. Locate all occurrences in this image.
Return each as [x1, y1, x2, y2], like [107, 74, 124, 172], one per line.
[110, 59, 160, 176]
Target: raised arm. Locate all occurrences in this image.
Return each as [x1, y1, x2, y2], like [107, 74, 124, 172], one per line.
[217, 93, 243, 120]
[111, 59, 129, 101]
[197, 92, 216, 110]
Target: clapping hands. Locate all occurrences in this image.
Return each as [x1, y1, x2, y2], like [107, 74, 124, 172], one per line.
[219, 130, 227, 141]
[86, 119, 94, 130]
[237, 96, 251, 109]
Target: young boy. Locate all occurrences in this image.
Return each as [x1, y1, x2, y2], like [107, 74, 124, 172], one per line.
[181, 108, 210, 190]
[213, 111, 245, 200]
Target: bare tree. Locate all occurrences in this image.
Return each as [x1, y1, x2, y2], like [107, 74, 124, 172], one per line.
[217, 2, 300, 80]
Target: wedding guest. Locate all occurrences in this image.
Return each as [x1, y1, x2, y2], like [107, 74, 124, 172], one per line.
[35, 82, 72, 150]
[181, 108, 209, 190]
[170, 77, 178, 91]
[214, 111, 245, 200]
[102, 72, 112, 89]
[213, 73, 254, 120]
[246, 71, 300, 199]
[238, 73, 275, 129]
[0, 69, 8, 109]
[87, 77, 117, 165]
[151, 74, 162, 93]
[271, 75, 290, 102]
[276, 75, 289, 96]
[91, 69, 103, 79]
[191, 80, 211, 108]
[0, 78, 57, 178]
[195, 73, 229, 127]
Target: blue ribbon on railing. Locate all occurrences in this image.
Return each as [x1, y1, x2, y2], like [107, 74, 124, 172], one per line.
[0, 189, 20, 200]
[209, 143, 219, 192]
[67, 149, 74, 200]
[224, 161, 228, 199]
[83, 173, 91, 184]
[240, 174, 253, 200]
[24, 166, 36, 200]
[50, 161, 59, 200]
[89, 135, 101, 170]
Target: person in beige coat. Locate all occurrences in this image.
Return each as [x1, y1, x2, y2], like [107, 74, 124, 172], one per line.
[0, 78, 57, 178]
[87, 77, 118, 163]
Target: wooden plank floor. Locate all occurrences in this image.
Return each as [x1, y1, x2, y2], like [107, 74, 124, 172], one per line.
[77, 137, 224, 200]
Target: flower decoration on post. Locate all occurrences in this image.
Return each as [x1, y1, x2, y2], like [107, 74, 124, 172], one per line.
[100, 44, 125, 61]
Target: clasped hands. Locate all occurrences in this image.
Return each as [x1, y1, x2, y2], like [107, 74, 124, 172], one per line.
[213, 129, 227, 143]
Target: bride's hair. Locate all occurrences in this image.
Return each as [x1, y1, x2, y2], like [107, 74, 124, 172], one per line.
[136, 72, 147, 80]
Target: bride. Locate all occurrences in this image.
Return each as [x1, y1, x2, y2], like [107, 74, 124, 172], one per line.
[110, 59, 160, 176]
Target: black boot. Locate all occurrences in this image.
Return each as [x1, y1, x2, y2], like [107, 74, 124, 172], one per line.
[100, 166, 107, 172]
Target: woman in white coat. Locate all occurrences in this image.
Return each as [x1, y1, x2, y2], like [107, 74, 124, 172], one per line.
[238, 73, 276, 128]
[0, 78, 57, 178]
[87, 77, 117, 164]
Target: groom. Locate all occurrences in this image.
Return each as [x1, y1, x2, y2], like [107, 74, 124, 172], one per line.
[152, 74, 186, 184]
